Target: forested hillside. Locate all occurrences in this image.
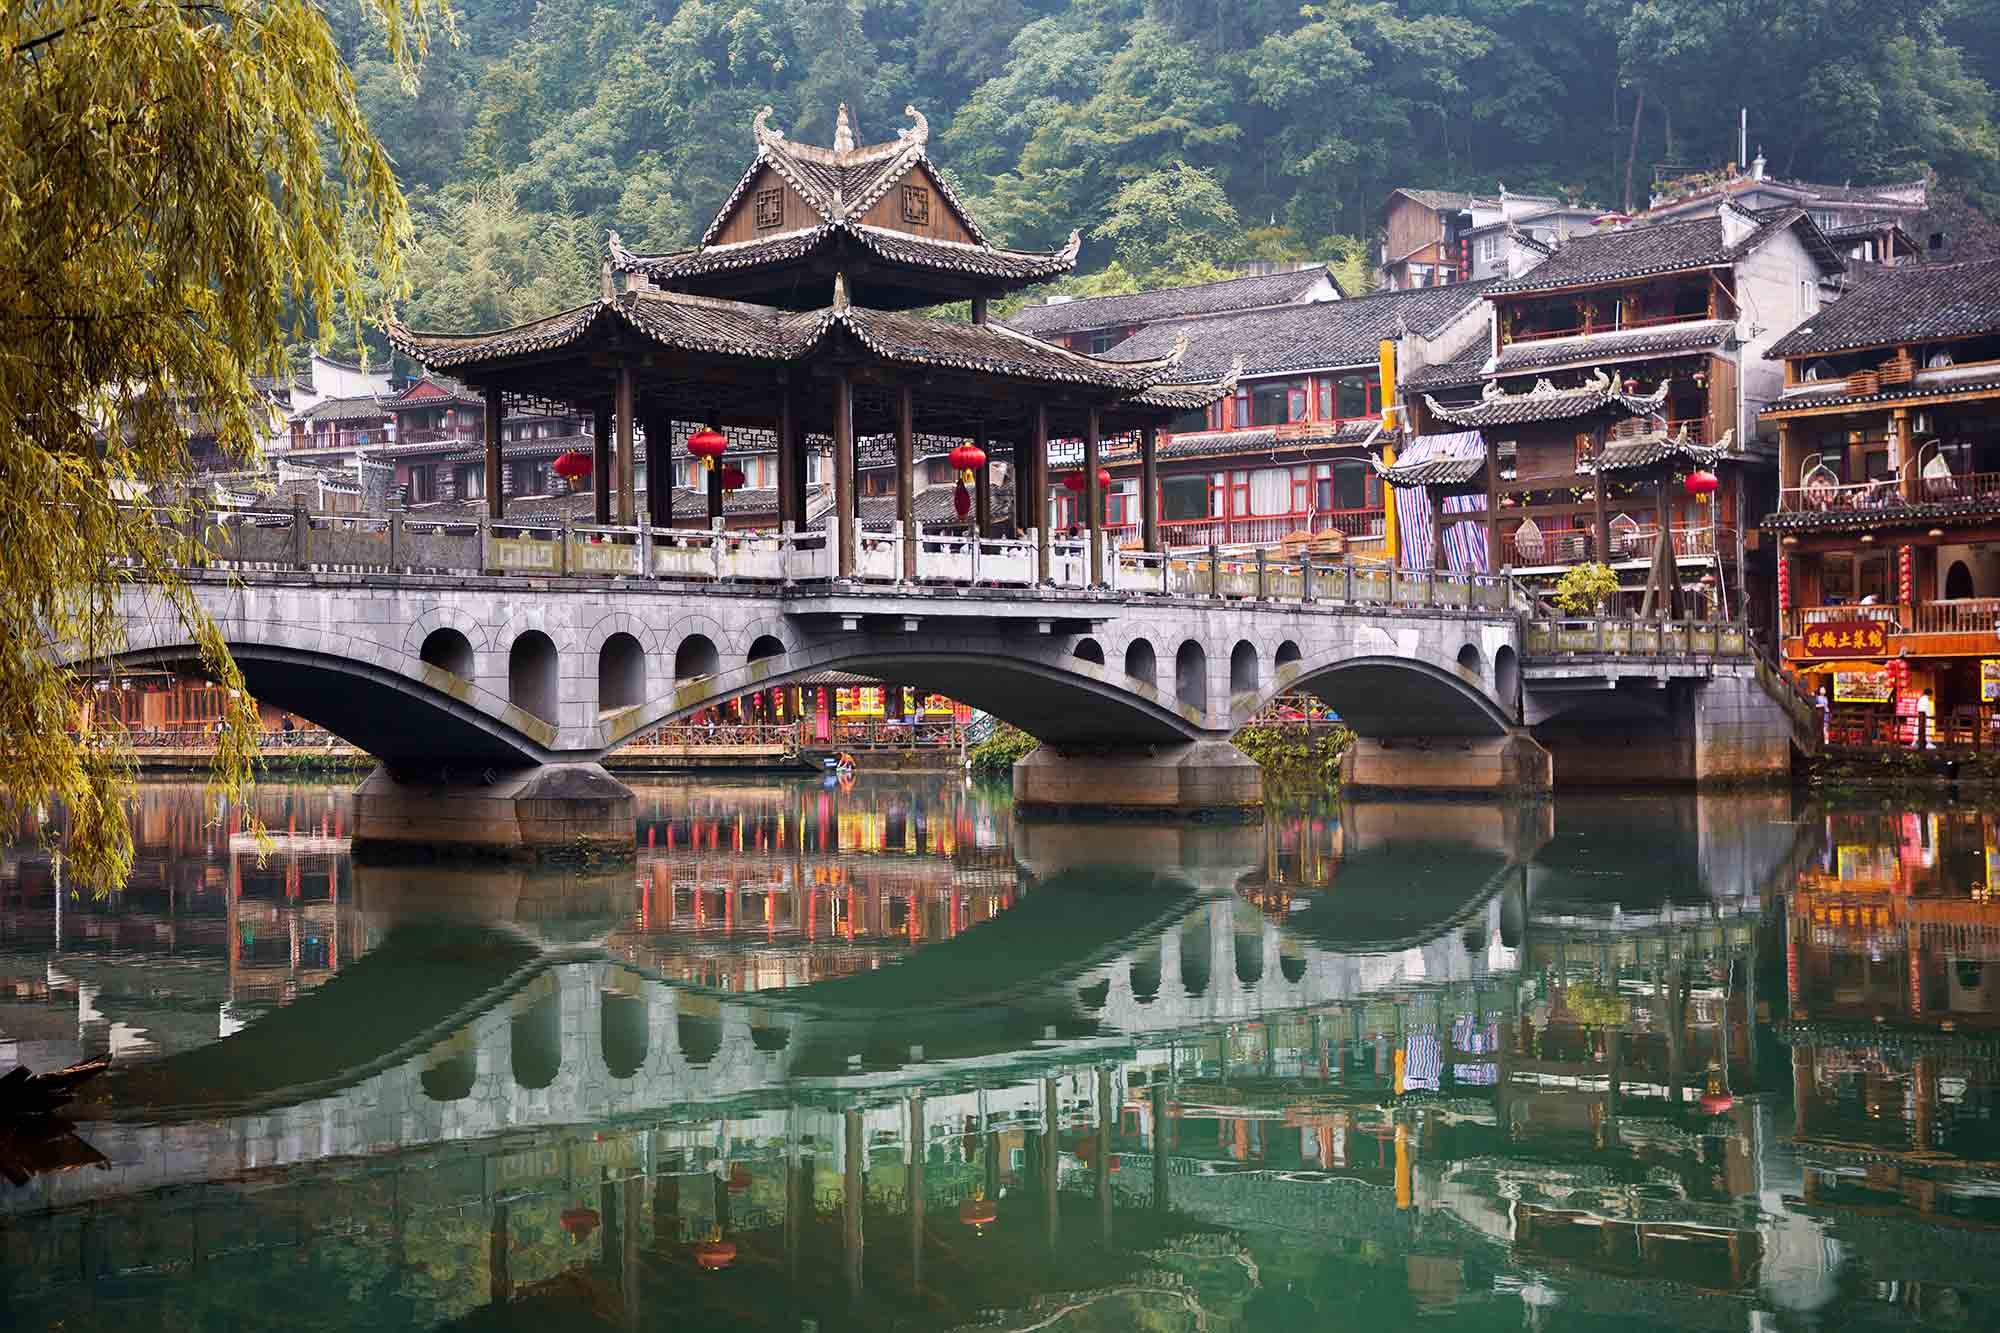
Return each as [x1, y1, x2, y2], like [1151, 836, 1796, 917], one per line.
[330, 0, 2000, 352]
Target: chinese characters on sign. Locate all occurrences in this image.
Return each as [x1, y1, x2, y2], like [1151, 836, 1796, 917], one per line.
[1804, 619, 1890, 657]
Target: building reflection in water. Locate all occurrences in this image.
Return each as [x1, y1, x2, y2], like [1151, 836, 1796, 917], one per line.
[0, 781, 1997, 1329]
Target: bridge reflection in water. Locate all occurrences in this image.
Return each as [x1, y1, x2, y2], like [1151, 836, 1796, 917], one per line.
[0, 779, 1993, 1330]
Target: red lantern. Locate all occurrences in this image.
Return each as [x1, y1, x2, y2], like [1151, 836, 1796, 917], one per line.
[1777, 555, 1790, 614]
[949, 442, 987, 483]
[1698, 1091, 1734, 1116]
[727, 1161, 752, 1193]
[552, 450, 592, 481]
[1063, 468, 1111, 494]
[694, 1238, 738, 1270]
[953, 481, 971, 519]
[688, 427, 727, 472]
[720, 463, 747, 492]
[560, 1208, 600, 1241]
[1684, 469, 1719, 500]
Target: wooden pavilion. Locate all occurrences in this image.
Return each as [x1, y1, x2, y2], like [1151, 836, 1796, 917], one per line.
[387, 104, 1232, 581]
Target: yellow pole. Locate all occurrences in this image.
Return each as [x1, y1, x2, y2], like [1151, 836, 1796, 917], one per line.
[1381, 444, 1400, 566]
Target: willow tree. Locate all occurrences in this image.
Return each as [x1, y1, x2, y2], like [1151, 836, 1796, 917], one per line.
[1, 0, 437, 889]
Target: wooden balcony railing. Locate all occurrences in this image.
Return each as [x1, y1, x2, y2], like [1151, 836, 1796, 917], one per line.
[1508, 309, 1718, 343]
[1787, 599, 2000, 639]
[1106, 509, 1385, 551]
[1778, 468, 2000, 513]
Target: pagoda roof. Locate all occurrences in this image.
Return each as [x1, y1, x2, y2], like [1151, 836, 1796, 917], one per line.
[1425, 370, 1670, 429]
[611, 105, 1079, 309]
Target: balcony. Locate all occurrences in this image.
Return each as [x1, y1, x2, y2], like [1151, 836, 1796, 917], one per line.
[1501, 520, 1738, 570]
[1783, 598, 2000, 659]
[1105, 508, 1385, 552]
[1777, 467, 2000, 513]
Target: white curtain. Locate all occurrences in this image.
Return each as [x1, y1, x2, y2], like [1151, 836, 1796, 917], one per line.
[1248, 467, 1293, 516]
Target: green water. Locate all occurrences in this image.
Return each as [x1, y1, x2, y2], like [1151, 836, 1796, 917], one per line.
[0, 777, 1990, 1330]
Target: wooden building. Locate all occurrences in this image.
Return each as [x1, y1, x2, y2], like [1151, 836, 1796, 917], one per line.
[387, 104, 1233, 582]
[1760, 256, 2000, 740]
[1006, 264, 1340, 354]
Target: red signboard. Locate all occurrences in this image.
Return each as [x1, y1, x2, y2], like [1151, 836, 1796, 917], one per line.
[1803, 619, 1890, 657]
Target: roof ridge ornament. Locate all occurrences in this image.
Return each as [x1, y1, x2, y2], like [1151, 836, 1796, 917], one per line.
[753, 105, 785, 151]
[832, 271, 850, 313]
[898, 104, 928, 149]
[1059, 230, 1083, 264]
[833, 103, 855, 153]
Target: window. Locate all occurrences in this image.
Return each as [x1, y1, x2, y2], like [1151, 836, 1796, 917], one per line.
[1810, 210, 1840, 231]
[1333, 374, 1380, 420]
[1250, 381, 1305, 427]
[456, 464, 483, 500]
[1319, 460, 1372, 511]
[1248, 467, 1293, 515]
[1161, 474, 1209, 522]
[1408, 263, 1433, 287]
[900, 184, 931, 226]
[1088, 330, 1119, 355]
[1229, 390, 1250, 429]
[1931, 231, 1946, 252]
[1796, 278, 1819, 317]
[1105, 478, 1138, 526]
[1477, 233, 1503, 263]
[754, 188, 784, 231]
[1166, 407, 1208, 434]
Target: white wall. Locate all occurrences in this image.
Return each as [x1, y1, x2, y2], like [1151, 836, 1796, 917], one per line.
[1731, 227, 1829, 447]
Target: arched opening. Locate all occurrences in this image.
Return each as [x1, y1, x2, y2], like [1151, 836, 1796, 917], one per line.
[601, 974, 648, 1079]
[1461, 922, 1488, 956]
[1129, 941, 1161, 1003]
[747, 634, 785, 663]
[1229, 641, 1259, 695]
[751, 1022, 791, 1052]
[1456, 642, 1483, 678]
[1125, 638, 1157, 687]
[419, 1032, 475, 1102]
[1179, 913, 1212, 997]
[1074, 637, 1105, 666]
[507, 631, 559, 725]
[678, 1012, 723, 1066]
[420, 627, 474, 680]
[598, 632, 644, 713]
[1947, 560, 1975, 600]
[1279, 939, 1307, 984]
[1176, 641, 1207, 713]
[1493, 645, 1520, 712]
[675, 633, 720, 681]
[1077, 978, 1110, 1010]
[1499, 882, 1525, 950]
[510, 978, 561, 1090]
[1233, 928, 1264, 986]
[1275, 640, 1301, 672]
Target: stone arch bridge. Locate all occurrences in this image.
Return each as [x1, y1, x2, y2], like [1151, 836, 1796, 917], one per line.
[98, 562, 1796, 854]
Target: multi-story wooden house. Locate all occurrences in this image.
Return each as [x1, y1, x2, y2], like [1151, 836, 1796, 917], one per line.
[1006, 264, 1340, 353]
[1064, 283, 1492, 551]
[1379, 188, 1601, 291]
[1759, 256, 2000, 740]
[1408, 201, 1847, 623]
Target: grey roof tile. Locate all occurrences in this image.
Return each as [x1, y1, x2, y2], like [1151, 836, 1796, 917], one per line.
[1767, 257, 2000, 357]
[1006, 266, 1336, 337]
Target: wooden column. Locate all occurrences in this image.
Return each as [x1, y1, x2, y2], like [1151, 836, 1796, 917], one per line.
[843, 1107, 864, 1302]
[971, 295, 990, 326]
[777, 391, 798, 533]
[1141, 424, 1160, 553]
[483, 386, 504, 520]
[614, 366, 636, 525]
[1014, 432, 1032, 535]
[1591, 426, 1609, 565]
[907, 1095, 925, 1287]
[973, 424, 992, 538]
[644, 410, 673, 528]
[898, 384, 917, 580]
[835, 369, 857, 578]
[1033, 404, 1051, 583]
[1085, 406, 1103, 584]
[1041, 1077, 1061, 1251]
[1490, 440, 1507, 573]
[790, 407, 810, 531]
[591, 404, 611, 526]
[706, 458, 723, 525]
[1425, 486, 1441, 571]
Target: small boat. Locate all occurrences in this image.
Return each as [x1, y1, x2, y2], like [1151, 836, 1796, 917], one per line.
[0, 1053, 112, 1118]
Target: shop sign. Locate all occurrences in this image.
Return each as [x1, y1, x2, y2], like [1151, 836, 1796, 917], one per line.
[1983, 659, 2000, 702]
[1804, 619, 1889, 656]
[1833, 668, 1892, 703]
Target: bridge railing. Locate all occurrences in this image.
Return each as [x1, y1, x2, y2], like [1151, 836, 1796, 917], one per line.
[171, 504, 1529, 612]
[1522, 617, 1752, 657]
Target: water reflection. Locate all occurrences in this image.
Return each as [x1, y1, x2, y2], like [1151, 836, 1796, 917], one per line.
[0, 780, 1997, 1329]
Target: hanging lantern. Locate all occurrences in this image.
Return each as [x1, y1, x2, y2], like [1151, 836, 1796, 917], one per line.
[953, 480, 971, 519]
[1684, 469, 1719, 500]
[1698, 1066, 1733, 1116]
[1777, 556, 1790, 614]
[1899, 545, 1913, 605]
[688, 427, 727, 472]
[560, 1208, 601, 1242]
[693, 1228, 738, 1270]
[553, 449, 592, 481]
[720, 463, 747, 492]
[949, 442, 988, 484]
[958, 1189, 998, 1231]
[1063, 468, 1112, 494]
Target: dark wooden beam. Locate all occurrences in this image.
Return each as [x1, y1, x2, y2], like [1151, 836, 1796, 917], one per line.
[483, 385, 505, 521]
[592, 404, 611, 526]
[835, 369, 857, 578]
[898, 384, 917, 581]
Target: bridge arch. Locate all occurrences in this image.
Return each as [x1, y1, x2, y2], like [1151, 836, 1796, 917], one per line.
[508, 631, 559, 723]
[420, 627, 474, 679]
[1175, 641, 1208, 714]
[1244, 650, 1514, 739]
[599, 633, 645, 712]
[747, 634, 785, 664]
[1125, 637, 1157, 687]
[1074, 636, 1105, 666]
[401, 606, 491, 669]
[1275, 639, 1301, 671]
[1494, 645, 1520, 713]
[1229, 640, 1259, 695]
[674, 633, 720, 680]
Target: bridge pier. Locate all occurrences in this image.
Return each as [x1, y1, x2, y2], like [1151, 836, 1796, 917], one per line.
[1340, 731, 1554, 797]
[352, 763, 636, 863]
[1011, 739, 1262, 818]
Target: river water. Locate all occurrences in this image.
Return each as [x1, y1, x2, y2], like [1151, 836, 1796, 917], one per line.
[0, 776, 1991, 1330]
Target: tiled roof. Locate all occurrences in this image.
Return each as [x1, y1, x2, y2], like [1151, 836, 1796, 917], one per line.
[1006, 266, 1336, 337]
[1767, 257, 2000, 357]
[1762, 373, 2000, 415]
[1105, 282, 1493, 380]
[1493, 319, 1735, 375]
[387, 374, 482, 408]
[1763, 494, 2000, 532]
[1587, 430, 1729, 473]
[1485, 207, 1836, 295]
[292, 394, 391, 425]
[615, 222, 1078, 289]
[1403, 341, 1491, 391]
[1426, 372, 1668, 428]
[1391, 188, 1473, 213]
[1112, 422, 1383, 465]
[1375, 432, 1487, 489]
[388, 286, 1186, 391]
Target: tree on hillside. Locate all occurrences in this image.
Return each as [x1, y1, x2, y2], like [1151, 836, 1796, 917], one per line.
[1, 0, 438, 890]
